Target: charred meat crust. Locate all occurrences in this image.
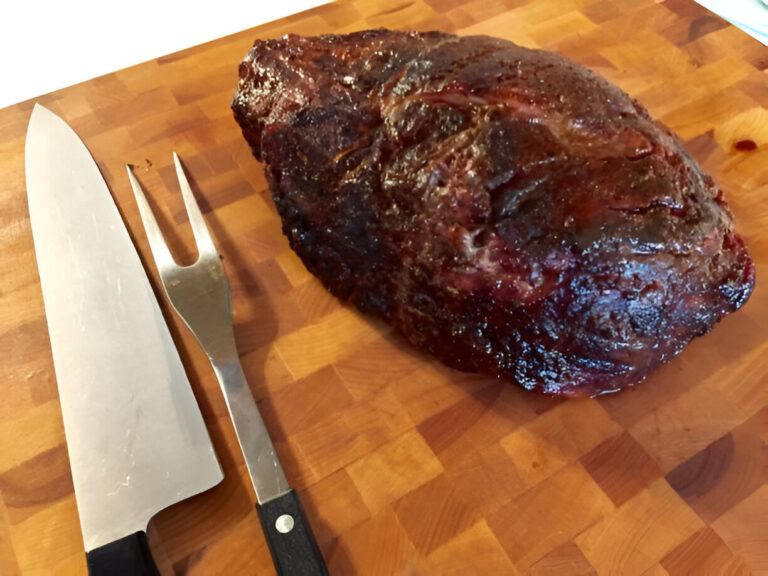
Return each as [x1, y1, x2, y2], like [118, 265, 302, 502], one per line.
[232, 29, 754, 396]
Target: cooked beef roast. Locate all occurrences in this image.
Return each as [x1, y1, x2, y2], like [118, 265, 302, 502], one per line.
[232, 29, 754, 396]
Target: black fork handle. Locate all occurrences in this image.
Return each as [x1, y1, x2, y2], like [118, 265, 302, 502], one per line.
[257, 490, 328, 575]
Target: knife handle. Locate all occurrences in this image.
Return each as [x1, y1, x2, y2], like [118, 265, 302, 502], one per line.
[86, 531, 160, 576]
[257, 490, 328, 576]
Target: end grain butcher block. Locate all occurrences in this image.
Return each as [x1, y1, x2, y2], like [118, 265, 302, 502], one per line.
[0, 0, 766, 574]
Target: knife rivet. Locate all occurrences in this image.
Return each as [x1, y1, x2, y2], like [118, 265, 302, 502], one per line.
[275, 514, 295, 534]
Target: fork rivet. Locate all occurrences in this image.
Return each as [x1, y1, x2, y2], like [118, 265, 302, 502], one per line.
[275, 514, 294, 534]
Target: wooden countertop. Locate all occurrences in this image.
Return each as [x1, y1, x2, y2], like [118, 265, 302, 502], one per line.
[1, 0, 766, 573]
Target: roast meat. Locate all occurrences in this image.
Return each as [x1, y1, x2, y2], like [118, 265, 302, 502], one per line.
[232, 30, 754, 396]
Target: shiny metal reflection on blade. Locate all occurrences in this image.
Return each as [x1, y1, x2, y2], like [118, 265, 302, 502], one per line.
[25, 104, 223, 552]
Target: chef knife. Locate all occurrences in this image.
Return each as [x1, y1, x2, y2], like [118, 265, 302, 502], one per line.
[25, 104, 224, 575]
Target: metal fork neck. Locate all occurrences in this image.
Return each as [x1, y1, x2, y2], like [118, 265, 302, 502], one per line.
[211, 359, 290, 504]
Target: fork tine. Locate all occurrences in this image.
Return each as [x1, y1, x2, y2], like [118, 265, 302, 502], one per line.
[126, 164, 177, 270]
[173, 153, 218, 258]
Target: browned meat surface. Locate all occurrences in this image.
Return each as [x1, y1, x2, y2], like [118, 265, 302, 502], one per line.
[232, 29, 754, 396]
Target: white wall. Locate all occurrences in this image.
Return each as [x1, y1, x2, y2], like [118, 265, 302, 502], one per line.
[1, 0, 764, 110]
[0, 1, 330, 110]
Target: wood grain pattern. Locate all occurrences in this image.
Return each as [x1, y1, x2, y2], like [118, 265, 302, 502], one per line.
[0, 0, 766, 573]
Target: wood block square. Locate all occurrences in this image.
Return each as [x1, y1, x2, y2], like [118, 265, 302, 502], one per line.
[363, 0, 439, 30]
[0, 231, 39, 297]
[715, 340, 768, 419]
[334, 332, 424, 401]
[392, 474, 480, 556]
[660, 526, 751, 575]
[661, 89, 757, 141]
[301, 468, 371, 547]
[754, 404, 768, 446]
[636, 56, 754, 118]
[290, 388, 414, 486]
[581, 0, 624, 24]
[237, 257, 293, 301]
[487, 463, 614, 569]
[153, 464, 257, 562]
[630, 2, 681, 31]
[389, 364, 489, 425]
[347, 429, 443, 514]
[425, 520, 520, 575]
[240, 343, 295, 394]
[0, 444, 73, 525]
[665, 413, 767, 524]
[201, 192, 275, 239]
[290, 276, 342, 323]
[499, 423, 571, 486]
[181, 515, 273, 576]
[456, 8, 539, 47]
[423, 0, 473, 12]
[693, 24, 768, 71]
[660, 11, 729, 46]
[575, 479, 704, 576]
[526, 542, 597, 576]
[327, 506, 420, 576]
[600, 30, 696, 80]
[712, 484, 768, 571]
[640, 565, 671, 576]
[0, 402, 65, 475]
[713, 106, 768, 154]
[450, 0, 522, 27]
[719, 150, 768, 203]
[200, 147, 239, 175]
[0, 320, 57, 409]
[663, 0, 710, 18]
[500, 399, 622, 486]
[681, 21, 734, 60]
[274, 249, 312, 287]
[527, 11, 598, 47]
[240, 220, 292, 265]
[464, 381, 559, 441]
[8, 497, 84, 573]
[191, 169, 256, 216]
[441, 442, 529, 518]
[273, 307, 384, 380]
[0, 498, 20, 576]
[597, 357, 698, 431]
[629, 380, 746, 473]
[684, 130, 720, 166]
[418, 382, 510, 455]
[581, 431, 663, 506]
[259, 366, 353, 442]
[233, 291, 307, 356]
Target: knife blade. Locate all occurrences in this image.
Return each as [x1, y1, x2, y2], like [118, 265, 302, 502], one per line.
[25, 104, 224, 575]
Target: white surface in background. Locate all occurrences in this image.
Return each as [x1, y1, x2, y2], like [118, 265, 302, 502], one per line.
[695, 0, 768, 44]
[0, 1, 329, 110]
[1, 0, 765, 110]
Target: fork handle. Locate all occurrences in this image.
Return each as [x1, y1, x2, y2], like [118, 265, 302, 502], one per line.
[257, 490, 328, 576]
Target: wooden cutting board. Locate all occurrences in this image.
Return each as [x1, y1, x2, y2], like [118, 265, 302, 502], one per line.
[1, 0, 766, 573]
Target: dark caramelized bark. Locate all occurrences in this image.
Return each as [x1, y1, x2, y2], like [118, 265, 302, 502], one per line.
[232, 30, 754, 396]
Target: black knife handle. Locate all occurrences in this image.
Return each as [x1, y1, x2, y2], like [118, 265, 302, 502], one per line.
[257, 490, 328, 575]
[86, 531, 160, 576]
